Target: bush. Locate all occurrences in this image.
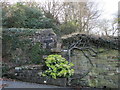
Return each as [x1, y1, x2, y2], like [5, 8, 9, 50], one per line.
[60, 21, 78, 35]
[2, 2, 57, 29]
[42, 54, 74, 79]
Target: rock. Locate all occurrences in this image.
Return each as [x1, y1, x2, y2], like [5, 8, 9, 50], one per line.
[33, 29, 62, 52]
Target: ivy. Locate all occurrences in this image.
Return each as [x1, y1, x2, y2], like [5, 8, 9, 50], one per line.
[42, 55, 74, 79]
[29, 43, 50, 64]
[2, 28, 49, 65]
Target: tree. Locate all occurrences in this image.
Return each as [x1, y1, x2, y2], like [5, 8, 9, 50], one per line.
[61, 2, 100, 34]
[96, 19, 111, 36]
[2, 1, 101, 36]
[39, 0, 64, 25]
[96, 17, 118, 37]
[2, 2, 56, 29]
[110, 17, 118, 36]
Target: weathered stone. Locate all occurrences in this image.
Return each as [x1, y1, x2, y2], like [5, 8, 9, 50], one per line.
[6, 65, 67, 86]
[66, 48, 119, 88]
[33, 29, 61, 52]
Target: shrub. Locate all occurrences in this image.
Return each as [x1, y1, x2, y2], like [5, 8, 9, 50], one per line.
[42, 54, 74, 79]
[29, 43, 50, 64]
[60, 21, 78, 35]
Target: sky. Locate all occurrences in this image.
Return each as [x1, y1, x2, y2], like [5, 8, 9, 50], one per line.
[92, 0, 119, 20]
[2, 0, 120, 20]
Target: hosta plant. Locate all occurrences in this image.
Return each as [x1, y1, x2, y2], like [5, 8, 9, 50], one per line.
[42, 54, 74, 79]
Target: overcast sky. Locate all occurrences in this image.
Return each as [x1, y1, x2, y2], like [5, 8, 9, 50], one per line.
[3, 0, 120, 20]
[93, 0, 119, 20]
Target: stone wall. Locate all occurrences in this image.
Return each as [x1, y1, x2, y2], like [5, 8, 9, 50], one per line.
[33, 29, 61, 52]
[6, 48, 119, 88]
[68, 48, 119, 88]
[61, 33, 119, 88]
[6, 65, 67, 86]
[2, 28, 61, 65]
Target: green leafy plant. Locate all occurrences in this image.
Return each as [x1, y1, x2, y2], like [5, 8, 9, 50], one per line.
[29, 42, 50, 64]
[42, 54, 74, 79]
